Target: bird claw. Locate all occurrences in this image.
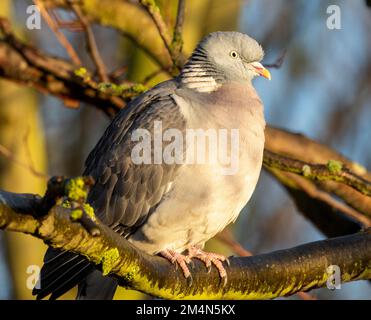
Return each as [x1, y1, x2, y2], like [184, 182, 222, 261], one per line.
[186, 274, 193, 287]
[220, 274, 228, 288]
[160, 249, 193, 279]
[160, 247, 229, 287]
[225, 257, 231, 267]
[187, 246, 229, 286]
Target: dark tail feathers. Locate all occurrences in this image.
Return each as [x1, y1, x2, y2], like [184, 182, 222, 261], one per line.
[33, 247, 117, 300]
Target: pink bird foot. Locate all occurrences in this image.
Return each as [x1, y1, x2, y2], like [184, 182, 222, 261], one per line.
[160, 247, 229, 286]
[187, 246, 229, 286]
[160, 249, 193, 280]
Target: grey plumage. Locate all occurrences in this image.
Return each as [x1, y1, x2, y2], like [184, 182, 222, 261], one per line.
[33, 31, 269, 300]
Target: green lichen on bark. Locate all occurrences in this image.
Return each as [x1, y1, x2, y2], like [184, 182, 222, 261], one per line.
[74, 67, 87, 78]
[101, 248, 120, 276]
[61, 200, 71, 208]
[97, 82, 147, 97]
[0, 191, 370, 299]
[327, 160, 343, 174]
[74, 67, 91, 82]
[302, 164, 312, 177]
[140, 0, 159, 14]
[70, 209, 83, 221]
[65, 177, 88, 202]
[83, 203, 96, 221]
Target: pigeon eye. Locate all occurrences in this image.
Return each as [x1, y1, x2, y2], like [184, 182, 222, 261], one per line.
[230, 51, 239, 58]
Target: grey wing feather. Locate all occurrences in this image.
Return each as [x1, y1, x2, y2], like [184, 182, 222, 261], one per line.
[84, 79, 185, 235]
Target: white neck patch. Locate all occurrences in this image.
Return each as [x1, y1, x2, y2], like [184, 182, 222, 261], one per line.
[180, 64, 222, 93]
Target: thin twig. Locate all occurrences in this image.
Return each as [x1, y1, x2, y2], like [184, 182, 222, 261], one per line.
[33, 0, 81, 66]
[0, 18, 124, 117]
[69, 2, 109, 82]
[263, 149, 371, 197]
[49, 9, 84, 32]
[139, 0, 179, 70]
[174, 0, 185, 41]
[172, 0, 185, 61]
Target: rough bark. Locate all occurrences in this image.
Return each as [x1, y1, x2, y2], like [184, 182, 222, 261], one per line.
[0, 188, 370, 299]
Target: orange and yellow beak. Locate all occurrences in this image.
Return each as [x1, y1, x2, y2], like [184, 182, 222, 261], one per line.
[251, 62, 272, 80]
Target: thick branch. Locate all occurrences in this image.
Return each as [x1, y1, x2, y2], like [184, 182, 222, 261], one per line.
[0, 188, 370, 299]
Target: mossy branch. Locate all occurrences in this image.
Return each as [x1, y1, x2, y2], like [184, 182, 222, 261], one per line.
[0, 179, 370, 299]
[139, 0, 183, 72]
[263, 149, 371, 197]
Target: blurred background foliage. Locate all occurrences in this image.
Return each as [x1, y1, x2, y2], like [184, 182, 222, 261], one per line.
[0, 0, 370, 299]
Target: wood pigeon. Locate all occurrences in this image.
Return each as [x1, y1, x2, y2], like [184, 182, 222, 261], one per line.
[33, 31, 271, 300]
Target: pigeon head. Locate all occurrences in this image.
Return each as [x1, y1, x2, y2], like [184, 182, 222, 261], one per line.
[180, 31, 270, 92]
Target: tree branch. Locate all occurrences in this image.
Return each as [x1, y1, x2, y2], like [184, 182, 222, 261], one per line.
[139, 0, 181, 72]
[0, 17, 123, 116]
[33, 0, 82, 65]
[69, 1, 109, 82]
[174, 0, 185, 42]
[0, 184, 370, 299]
[41, 0, 187, 73]
[263, 149, 371, 197]
[216, 230, 317, 300]
[171, 0, 186, 65]
[263, 130, 371, 235]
